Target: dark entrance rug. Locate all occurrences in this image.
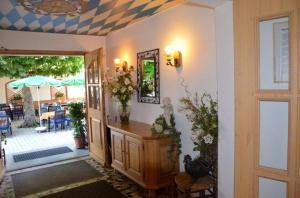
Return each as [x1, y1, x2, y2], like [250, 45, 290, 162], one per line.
[13, 146, 73, 162]
[11, 160, 103, 198]
[41, 180, 126, 198]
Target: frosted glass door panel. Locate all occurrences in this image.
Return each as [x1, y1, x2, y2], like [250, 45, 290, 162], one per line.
[259, 101, 288, 170]
[259, 177, 287, 198]
[259, 17, 289, 90]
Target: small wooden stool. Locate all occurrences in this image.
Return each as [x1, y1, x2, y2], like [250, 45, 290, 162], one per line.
[175, 172, 216, 198]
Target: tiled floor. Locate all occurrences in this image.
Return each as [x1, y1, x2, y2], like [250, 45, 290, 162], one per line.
[3, 120, 88, 171]
[0, 157, 144, 198]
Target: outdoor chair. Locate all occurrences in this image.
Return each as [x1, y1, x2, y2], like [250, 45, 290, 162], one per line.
[0, 104, 6, 109]
[0, 105, 13, 120]
[40, 103, 48, 114]
[65, 117, 73, 129]
[12, 104, 24, 119]
[48, 105, 61, 112]
[53, 102, 61, 106]
[50, 110, 66, 132]
[0, 115, 12, 135]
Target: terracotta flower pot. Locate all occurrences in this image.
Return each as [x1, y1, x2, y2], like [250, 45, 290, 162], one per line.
[74, 137, 84, 149]
[13, 99, 23, 105]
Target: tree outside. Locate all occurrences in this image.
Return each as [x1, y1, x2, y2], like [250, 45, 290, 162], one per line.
[0, 56, 84, 127]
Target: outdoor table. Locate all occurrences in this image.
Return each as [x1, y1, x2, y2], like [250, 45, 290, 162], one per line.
[40, 111, 55, 132]
[40, 111, 69, 132]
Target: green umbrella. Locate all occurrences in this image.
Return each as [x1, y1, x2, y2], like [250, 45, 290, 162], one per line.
[9, 75, 60, 88]
[60, 76, 85, 86]
[9, 76, 61, 128]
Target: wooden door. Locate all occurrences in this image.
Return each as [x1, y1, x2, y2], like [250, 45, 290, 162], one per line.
[111, 130, 125, 170]
[234, 0, 300, 197]
[85, 48, 107, 165]
[125, 135, 144, 181]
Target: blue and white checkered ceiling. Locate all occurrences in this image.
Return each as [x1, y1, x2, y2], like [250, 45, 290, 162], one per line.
[0, 0, 182, 36]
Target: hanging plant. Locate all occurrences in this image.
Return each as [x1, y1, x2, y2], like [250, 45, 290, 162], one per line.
[151, 114, 181, 164]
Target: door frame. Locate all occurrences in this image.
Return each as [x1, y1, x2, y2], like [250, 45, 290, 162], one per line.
[0, 49, 84, 56]
[234, 1, 299, 197]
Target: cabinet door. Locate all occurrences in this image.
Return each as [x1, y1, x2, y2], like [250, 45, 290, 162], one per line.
[125, 136, 144, 182]
[111, 130, 125, 170]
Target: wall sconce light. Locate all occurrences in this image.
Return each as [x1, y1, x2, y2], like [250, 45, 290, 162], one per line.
[164, 45, 182, 67]
[114, 58, 129, 71]
[114, 58, 128, 67]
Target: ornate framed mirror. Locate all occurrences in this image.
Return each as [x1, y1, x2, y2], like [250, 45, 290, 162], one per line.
[137, 49, 160, 104]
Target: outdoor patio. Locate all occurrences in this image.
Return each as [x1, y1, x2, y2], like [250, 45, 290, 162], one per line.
[3, 120, 88, 171]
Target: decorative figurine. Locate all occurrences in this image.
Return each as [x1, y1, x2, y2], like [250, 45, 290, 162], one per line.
[161, 97, 173, 125]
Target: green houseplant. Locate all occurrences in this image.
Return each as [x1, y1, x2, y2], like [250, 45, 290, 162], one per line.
[179, 92, 218, 178]
[55, 91, 64, 100]
[68, 102, 86, 149]
[11, 93, 23, 104]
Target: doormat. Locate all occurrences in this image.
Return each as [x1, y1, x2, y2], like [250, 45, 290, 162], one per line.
[13, 146, 73, 162]
[41, 180, 125, 198]
[11, 160, 103, 197]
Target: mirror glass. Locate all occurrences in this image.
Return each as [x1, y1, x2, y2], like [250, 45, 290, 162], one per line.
[137, 49, 160, 104]
[259, 17, 289, 90]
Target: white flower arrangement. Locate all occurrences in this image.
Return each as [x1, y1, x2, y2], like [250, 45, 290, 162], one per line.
[154, 123, 163, 133]
[105, 65, 137, 111]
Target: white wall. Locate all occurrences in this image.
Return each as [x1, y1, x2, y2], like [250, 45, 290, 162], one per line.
[0, 30, 106, 52]
[29, 86, 50, 101]
[0, 77, 10, 103]
[106, 4, 218, 165]
[215, 2, 235, 198]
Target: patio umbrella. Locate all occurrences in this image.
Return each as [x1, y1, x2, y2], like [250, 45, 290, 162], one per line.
[59, 75, 85, 86]
[9, 76, 61, 127]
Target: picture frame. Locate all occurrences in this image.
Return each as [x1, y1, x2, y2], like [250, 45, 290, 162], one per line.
[137, 49, 160, 104]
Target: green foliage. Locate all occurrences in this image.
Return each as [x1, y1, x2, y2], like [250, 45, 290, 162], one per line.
[18, 120, 39, 128]
[68, 102, 86, 138]
[0, 56, 84, 78]
[11, 93, 22, 100]
[151, 114, 181, 165]
[141, 60, 155, 96]
[1, 133, 7, 145]
[55, 91, 64, 98]
[179, 92, 218, 169]
[105, 65, 137, 111]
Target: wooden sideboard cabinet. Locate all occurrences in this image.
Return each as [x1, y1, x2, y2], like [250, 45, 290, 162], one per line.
[107, 121, 178, 196]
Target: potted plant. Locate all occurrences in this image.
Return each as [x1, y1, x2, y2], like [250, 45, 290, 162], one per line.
[105, 64, 137, 123]
[55, 91, 64, 101]
[11, 94, 23, 104]
[179, 92, 218, 179]
[68, 102, 86, 149]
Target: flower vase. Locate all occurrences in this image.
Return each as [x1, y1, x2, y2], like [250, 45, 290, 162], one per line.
[119, 104, 130, 124]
